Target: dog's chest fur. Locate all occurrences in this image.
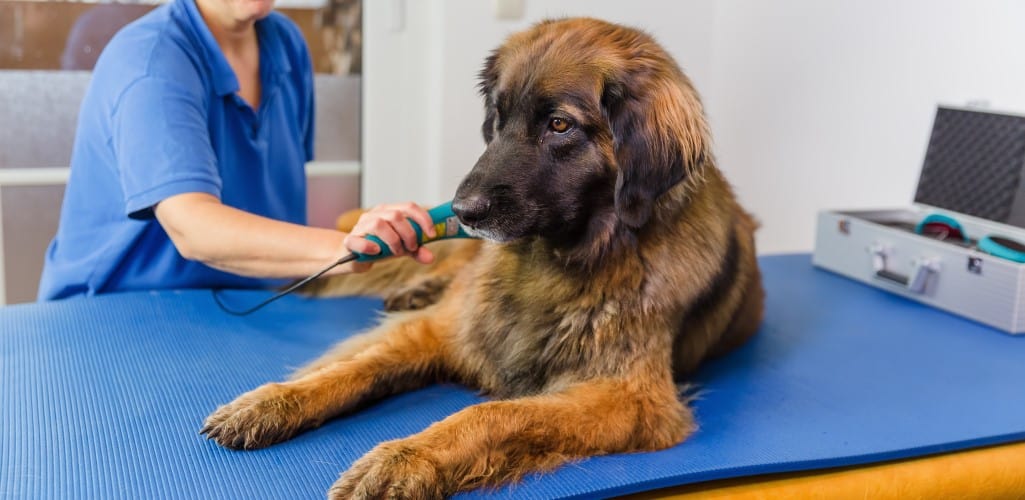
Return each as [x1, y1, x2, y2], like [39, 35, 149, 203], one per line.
[452, 242, 668, 398]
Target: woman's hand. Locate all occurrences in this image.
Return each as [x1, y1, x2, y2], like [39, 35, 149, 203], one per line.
[343, 203, 437, 271]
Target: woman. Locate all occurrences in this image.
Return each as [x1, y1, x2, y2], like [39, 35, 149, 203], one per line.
[39, 0, 432, 300]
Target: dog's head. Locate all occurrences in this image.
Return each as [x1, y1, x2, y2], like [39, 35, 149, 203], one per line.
[453, 18, 711, 258]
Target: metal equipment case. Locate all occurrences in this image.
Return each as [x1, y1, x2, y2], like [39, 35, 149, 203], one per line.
[813, 106, 1025, 334]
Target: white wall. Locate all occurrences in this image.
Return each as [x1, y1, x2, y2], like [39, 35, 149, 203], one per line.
[706, 0, 1025, 253]
[363, 0, 1025, 253]
[432, 0, 718, 204]
[362, 0, 716, 206]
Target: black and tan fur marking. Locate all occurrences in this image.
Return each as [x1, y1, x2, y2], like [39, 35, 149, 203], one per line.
[202, 17, 764, 499]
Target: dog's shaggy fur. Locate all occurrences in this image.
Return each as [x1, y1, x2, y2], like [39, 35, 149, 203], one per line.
[201, 18, 763, 499]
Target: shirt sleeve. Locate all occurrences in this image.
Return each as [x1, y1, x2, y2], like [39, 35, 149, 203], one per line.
[112, 75, 222, 220]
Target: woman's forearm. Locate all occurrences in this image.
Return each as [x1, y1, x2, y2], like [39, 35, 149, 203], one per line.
[155, 192, 355, 278]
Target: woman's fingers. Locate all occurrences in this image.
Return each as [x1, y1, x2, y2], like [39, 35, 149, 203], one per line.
[343, 203, 438, 271]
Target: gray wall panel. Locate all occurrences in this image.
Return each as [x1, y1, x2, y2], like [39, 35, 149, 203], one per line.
[0, 70, 89, 168]
[314, 75, 360, 161]
[307, 174, 360, 229]
[2, 185, 64, 303]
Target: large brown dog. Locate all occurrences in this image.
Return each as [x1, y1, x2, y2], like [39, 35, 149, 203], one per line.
[201, 17, 763, 499]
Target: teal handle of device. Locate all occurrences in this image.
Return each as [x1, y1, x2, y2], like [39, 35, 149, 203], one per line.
[353, 201, 473, 262]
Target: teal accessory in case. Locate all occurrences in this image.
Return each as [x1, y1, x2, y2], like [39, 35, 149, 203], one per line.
[978, 235, 1025, 263]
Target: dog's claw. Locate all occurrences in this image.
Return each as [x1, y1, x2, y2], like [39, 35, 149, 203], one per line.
[201, 383, 309, 450]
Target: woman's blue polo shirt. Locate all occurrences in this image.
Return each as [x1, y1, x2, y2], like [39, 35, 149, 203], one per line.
[38, 0, 315, 300]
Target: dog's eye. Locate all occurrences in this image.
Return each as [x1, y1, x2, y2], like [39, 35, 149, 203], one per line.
[549, 117, 573, 134]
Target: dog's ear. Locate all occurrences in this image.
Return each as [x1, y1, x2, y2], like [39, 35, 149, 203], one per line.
[478, 52, 500, 144]
[603, 68, 709, 229]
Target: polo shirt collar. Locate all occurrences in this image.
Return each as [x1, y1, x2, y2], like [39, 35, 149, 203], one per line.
[176, 0, 291, 98]
[255, 16, 292, 77]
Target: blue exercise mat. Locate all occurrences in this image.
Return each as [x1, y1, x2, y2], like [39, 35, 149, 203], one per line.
[2, 254, 1024, 499]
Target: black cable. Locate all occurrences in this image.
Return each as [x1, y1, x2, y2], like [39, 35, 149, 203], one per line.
[211, 252, 359, 316]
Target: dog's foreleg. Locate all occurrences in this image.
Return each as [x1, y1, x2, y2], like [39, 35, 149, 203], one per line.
[329, 376, 692, 499]
[201, 313, 450, 450]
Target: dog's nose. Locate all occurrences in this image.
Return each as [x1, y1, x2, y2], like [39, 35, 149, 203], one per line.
[452, 195, 492, 226]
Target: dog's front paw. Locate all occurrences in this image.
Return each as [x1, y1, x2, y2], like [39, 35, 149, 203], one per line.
[329, 442, 445, 500]
[200, 383, 311, 450]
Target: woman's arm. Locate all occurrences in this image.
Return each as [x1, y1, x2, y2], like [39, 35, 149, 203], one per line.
[155, 193, 435, 278]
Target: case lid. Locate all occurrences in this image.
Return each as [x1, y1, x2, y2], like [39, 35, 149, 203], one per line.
[914, 106, 1025, 228]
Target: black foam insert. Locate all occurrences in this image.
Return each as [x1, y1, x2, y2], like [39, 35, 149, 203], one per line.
[914, 107, 1025, 227]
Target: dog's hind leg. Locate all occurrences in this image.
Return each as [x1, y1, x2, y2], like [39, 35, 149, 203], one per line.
[200, 312, 453, 450]
[381, 239, 482, 311]
[330, 375, 692, 499]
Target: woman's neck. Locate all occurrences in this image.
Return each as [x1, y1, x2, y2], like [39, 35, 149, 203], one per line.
[195, 0, 258, 55]
[194, 0, 263, 108]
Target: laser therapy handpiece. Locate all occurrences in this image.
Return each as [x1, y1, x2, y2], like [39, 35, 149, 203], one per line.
[352, 201, 473, 262]
[212, 201, 474, 316]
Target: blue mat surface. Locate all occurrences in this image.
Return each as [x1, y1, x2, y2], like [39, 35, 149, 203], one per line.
[2, 254, 1025, 499]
